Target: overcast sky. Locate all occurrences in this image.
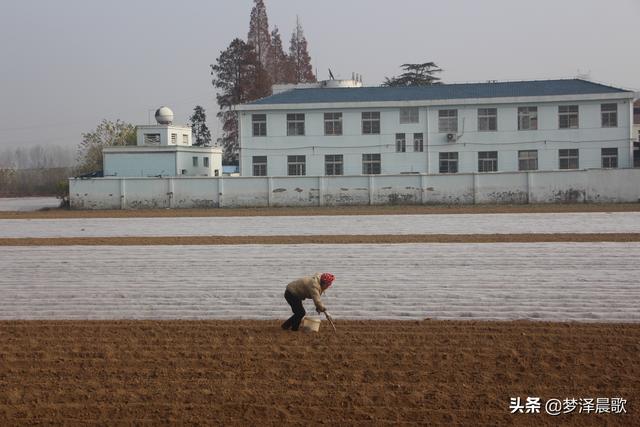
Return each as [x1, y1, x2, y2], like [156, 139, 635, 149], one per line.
[1, 0, 638, 151]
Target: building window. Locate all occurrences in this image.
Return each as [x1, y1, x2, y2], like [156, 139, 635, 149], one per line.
[559, 105, 579, 129]
[439, 152, 458, 173]
[362, 153, 381, 174]
[601, 148, 618, 168]
[324, 112, 342, 135]
[478, 151, 498, 172]
[171, 133, 177, 144]
[399, 107, 419, 124]
[144, 133, 160, 145]
[325, 154, 343, 176]
[203, 157, 209, 168]
[601, 104, 618, 128]
[518, 106, 538, 130]
[182, 134, 188, 144]
[192, 156, 198, 167]
[252, 156, 267, 176]
[518, 150, 538, 171]
[252, 114, 267, 136]
[559, 149, 579, 169]
[362, 112, 380, 134]
[413, 133, 424, 152]
[287, 113, 305, 136]
[438, 109, 458, 133]
[478, 108, 497, 131]
[395, 133, 406, 152]
[287, 155, 306, 175]
[634, 142, 640, 168]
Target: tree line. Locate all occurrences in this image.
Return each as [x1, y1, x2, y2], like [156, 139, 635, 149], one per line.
[211, 0, 316, 162]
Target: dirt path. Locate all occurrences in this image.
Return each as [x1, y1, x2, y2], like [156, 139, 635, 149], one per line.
[2, 233, 640, 246]
[2, 202, 640, 219]
[0, 320, 636, 425]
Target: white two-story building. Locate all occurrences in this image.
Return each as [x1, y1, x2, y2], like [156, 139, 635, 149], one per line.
[236, 79, 637, 177]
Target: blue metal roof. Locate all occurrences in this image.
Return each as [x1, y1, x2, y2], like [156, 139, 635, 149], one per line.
[248, 79, 630, 106]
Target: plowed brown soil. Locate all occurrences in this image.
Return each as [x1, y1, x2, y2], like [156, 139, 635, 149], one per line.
[0, 321, 637, 426]
[2, 202, 640, 219]
[3, 233, 640, 246]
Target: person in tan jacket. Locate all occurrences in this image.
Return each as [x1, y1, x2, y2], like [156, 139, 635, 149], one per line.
[281, 273, 335, 331]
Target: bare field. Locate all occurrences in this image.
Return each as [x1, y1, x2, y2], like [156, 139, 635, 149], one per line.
[0, 320, 637, 426]
[2, 202, 640, 219]
[2, 233, 640, 246]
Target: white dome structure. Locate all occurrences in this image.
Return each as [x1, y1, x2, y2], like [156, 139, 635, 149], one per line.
[155, 106, 174, 125]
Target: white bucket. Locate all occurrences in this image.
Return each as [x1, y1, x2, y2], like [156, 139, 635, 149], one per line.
[301, 316, 321, 332]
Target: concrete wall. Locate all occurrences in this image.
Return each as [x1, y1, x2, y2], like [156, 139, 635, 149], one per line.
[70, 168, 640, 209]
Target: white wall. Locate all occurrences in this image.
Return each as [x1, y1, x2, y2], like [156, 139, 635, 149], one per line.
[70, 168, 640, 209]
[104, 152, 176, 177]
[240, 98, 632, 176]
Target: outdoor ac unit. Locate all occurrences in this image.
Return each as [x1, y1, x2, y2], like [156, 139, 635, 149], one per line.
[446, 133, 457, 142]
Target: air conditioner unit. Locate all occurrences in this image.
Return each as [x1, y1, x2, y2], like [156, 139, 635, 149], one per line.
[446, 133, 457, 142]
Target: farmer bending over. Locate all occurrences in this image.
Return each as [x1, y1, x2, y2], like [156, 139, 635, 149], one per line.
[281, 273, 335, 331]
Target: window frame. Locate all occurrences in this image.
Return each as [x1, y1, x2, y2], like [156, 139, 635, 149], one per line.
[203, 157, 209, 168]
[438, 109, 458, 133]
[558, 148, 579, 170]
[601, 148, 618, 169]
[144, 133, 161, 145]
[192, 156, 198, 167]
[252, 114, 267, 137]
[395, 133, 406, 153]
[362, 153, 381, 175]
[558, 105, 579, 129]
[413, 133, 424, 152]
[252, 156, 267, 176]
[601, 103, 618, 128]
[287, 155, 306, 176]
[324, 112, 343, 136]
[399, 107, 419, 124]
[518, 150, 538, 171]
[324, 154, 344, 176]
[518, 106, 538, 131]
[478, 108, 497, 132]
[362, 111, 381, 135]
[286, 113, 305, 136]
[478, 151, 498, 173]
[439, 152, 459, 174]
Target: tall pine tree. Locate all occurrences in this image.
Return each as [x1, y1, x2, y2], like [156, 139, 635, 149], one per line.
[289, 17, 316, 83]
[210, 38, 270, 162]
[189, 105, 212, 147]
[247, 0, 271, 67]
[266, 26, 294, 84]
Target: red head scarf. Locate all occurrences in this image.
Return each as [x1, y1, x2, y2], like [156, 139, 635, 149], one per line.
[320, 273, 335, 287]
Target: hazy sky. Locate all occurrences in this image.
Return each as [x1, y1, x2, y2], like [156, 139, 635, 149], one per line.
[1, 0, 638, 151]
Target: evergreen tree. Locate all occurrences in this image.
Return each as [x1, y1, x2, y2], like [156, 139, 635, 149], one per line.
[266, 26, 294, 84]
[383, 62, 443, 87]
[210, 38, 271, 162]
[288, 17, 316, 83]
[247, 0, 271, 67]
[189, 105, 212, 147]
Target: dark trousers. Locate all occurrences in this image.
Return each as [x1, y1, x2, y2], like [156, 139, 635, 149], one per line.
[281, 290, 306, 331]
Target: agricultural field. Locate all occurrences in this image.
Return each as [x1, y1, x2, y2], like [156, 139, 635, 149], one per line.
[0, 204, 638, 424]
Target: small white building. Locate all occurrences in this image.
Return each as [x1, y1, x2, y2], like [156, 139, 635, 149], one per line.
[103, 107, 222, 177]
[236, 79, 637, 177]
